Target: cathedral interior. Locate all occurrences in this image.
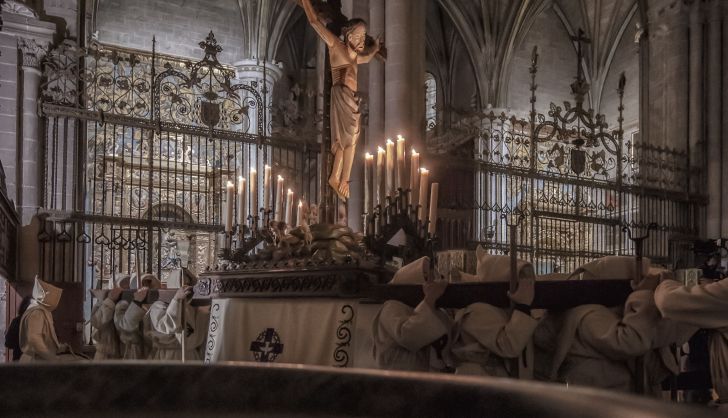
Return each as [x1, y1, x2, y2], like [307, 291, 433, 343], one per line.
[1, 0, 728, 416]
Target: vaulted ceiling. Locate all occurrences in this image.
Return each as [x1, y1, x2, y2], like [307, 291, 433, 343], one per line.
[429, 0, 641, 110]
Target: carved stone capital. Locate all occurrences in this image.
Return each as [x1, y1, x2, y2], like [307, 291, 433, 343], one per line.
[17, 37, 49, 69]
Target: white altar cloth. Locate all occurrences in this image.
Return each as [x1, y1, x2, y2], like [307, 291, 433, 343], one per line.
[204, 298, 360, 367]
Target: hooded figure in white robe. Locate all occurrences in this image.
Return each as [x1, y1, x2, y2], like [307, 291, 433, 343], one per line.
[371, 257, 453, 372]
[533, 259, 662, 392]
[19, 278, 76, 362]
[90, 274, 130, 360]
[654, 276, 728, 402]
[114, 274, 161, 359]
[146, 269, 210, 361]
[449, 249, 539, 377]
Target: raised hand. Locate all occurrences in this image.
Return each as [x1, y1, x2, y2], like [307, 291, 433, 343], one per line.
[508, 277, 535, 306]
[133, 287, 149, 303]
[108, 288, 123, 302]
[423, 280, 448, 308]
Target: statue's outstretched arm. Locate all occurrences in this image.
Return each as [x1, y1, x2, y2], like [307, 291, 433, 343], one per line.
[300, 0, 339, 48]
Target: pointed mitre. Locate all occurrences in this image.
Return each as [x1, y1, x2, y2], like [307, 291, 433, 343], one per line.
[390, 256, 431, 284]
[32, 277, 63, 310]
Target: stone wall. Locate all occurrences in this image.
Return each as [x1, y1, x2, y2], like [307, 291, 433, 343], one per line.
[96, 0, 245, 64]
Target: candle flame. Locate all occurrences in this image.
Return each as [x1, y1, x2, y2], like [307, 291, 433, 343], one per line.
[250, 167, 256, 174]
[238, 175, 244, 181]
[377, 146, 385, 153]
[420, 167, 429, 174]
[386, 138, 394, 145]
[265, 164, 271, 170]
[287, 188, 293, 194]
[298, 200, 303, 207]
[226, 180, 234, 187]
[397, 134, 404, 142]
[365, 152, 373, 159]
[411, 148, 418, 155]
[277, 175, 284, 181]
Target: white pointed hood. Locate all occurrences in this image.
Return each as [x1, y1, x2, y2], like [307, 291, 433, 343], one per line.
[32, 277, 63, 311]
[390, 257, 431, 284]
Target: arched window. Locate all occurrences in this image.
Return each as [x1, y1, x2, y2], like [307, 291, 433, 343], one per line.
[424, 72, 437, 131]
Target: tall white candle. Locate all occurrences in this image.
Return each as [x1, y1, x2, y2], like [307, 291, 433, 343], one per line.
[364, 153, 374, 214]
[396, 135, 406, 191]
[250, 167, 258, 225]
[376, 146, 386, 206]
[225, 180, 234, 233]
[286, 189, 294, 226]
[297, 200, 303, 227]
[428, 182, 439, 235]
[276, 175, 285, 221]
[385, 138, 395, 197]
[410, 149, 420, 204]
[237, 175, 246, 227]
[263, 165, 272, 211]
[418, 168, 429, 221]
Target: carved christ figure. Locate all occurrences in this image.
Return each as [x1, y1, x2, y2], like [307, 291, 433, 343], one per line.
[300, 0, 383, 201]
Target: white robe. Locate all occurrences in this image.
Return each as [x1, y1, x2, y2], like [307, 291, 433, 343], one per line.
[90, 298, 120, 360]
[147, 299, 209, 361]
[371, 300, 451, 372]
[654, 279, 728, 400]
[538, 290, 660, 391]
[451, 303, 538, 377]
[114, 300, 150, 360]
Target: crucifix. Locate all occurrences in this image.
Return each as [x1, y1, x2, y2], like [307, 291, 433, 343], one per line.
[296, 0, 386, 223]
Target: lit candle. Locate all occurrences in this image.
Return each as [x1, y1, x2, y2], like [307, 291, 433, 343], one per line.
[396, 135, 406, 191]
[276, 175, 285, 221]
[237, 175, 246, 227]
[418, 168, 429, 221]
[428, 182, 439, 236]
[364, 153, 374, 214]
[410, 148, 420, 205]
[286, 189, 294, 226]
[385, 138, 395, 197]
[225, 180, 234, 233]
[297, 200, 304, 226]
[263, 164, 272, 212]
[250, 167, 258, 226]
[376, 146, 386, 206]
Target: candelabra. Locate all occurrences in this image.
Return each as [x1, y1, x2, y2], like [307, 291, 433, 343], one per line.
[364, 188, 437, 265]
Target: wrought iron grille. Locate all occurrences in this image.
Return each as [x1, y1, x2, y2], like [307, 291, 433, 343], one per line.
[434, 43, 705, 273]
[38, 33, 320, 285]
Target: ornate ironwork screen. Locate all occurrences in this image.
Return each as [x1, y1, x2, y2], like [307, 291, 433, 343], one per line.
[38, 33, 320, 286]
[435, 44, 705, 273]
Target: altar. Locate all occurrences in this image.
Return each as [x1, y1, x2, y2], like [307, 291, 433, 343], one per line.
[195, 263, 386, 367]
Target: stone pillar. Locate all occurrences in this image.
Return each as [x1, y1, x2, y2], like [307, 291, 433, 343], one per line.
[722, 1, 728, 237]
[688, 4, 703, 196]
[706, 3, 722, 237]
[17, 37, 47, 225]
[368, 0, 385, 145]
[384, 0, 425, 152]
[234, 59, 283, 137]
[234, 60, 283, 221]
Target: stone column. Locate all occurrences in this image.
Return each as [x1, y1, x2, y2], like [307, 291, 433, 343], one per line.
[384, 0, 425, 152]
[234, 59, 283, 137]
[234, 60, 283, 222]
[17, 37, 47, 225]
[368, 0, 385, 145]
[688, 4, 703, 196]
[706, 3, 722, 237]
[722, 1, 728, 237]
